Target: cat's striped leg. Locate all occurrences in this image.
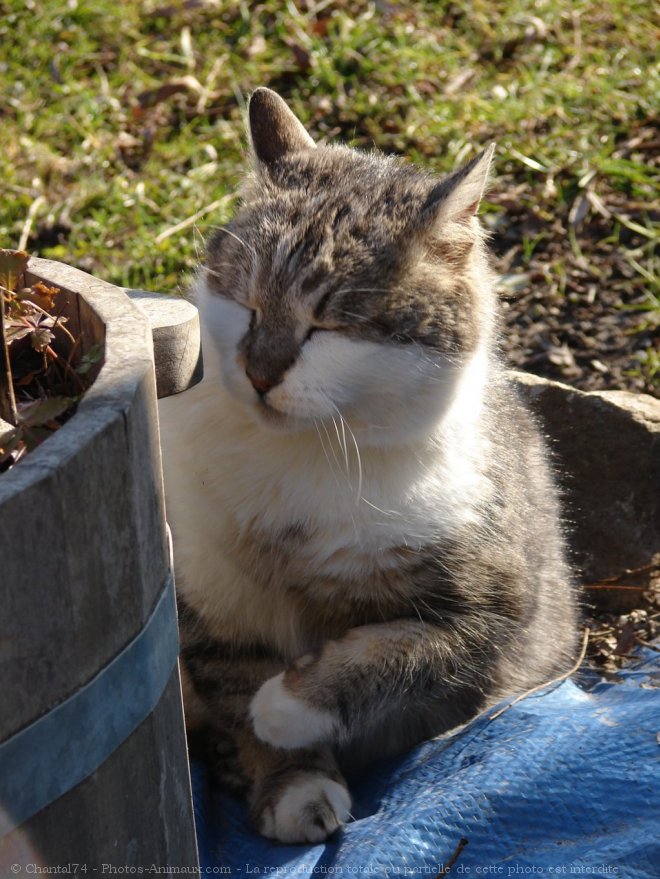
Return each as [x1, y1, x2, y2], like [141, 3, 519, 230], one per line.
[238, 732, 351, 844]
[186, 664, 352, 842]
[178, 602, 351, 843]
[250, 618, 496, 757]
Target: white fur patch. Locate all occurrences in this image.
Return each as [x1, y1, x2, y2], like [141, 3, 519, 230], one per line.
[159, 277, 494, 658]
[259, 775, 351, 844]
[250, 673, 339, 749]
[195, 273, 482, 447]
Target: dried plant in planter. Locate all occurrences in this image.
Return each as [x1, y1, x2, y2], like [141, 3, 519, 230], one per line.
[0, 249, 101, 473]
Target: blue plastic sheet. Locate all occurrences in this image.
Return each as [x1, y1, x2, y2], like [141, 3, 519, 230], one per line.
[192, 650, 660, 879]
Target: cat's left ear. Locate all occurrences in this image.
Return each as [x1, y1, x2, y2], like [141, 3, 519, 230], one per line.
[423, 144, 495, 226]
[248, 88, 316, 167]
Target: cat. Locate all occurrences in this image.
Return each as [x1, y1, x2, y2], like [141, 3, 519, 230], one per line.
[158, 87, 578, 845]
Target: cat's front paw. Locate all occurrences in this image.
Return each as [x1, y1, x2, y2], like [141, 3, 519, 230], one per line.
[250, 672, 339, 749]
[256, 774, 351, 844]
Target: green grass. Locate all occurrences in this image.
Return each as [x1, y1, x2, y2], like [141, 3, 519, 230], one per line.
[1, 0, 658, 387]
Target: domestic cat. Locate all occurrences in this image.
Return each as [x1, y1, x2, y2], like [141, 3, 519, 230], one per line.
[158, 87, 578, 845]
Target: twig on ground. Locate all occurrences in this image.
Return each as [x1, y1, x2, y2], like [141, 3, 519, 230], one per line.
[565, 10, 583, 72]
[25, 297, 77, 346]
[155, 196, 230, 243]
[584, 584, 647, 593]
[436, 837, 469, 877]
[583, 562, 660, 593]
[489, 627, 590, 721]
[18, 194, 46, 251]
[44, 344, 86, 392]
[0, 289, 19, 424]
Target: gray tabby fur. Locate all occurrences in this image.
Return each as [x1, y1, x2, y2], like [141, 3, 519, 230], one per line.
[159, 87, 578, 845]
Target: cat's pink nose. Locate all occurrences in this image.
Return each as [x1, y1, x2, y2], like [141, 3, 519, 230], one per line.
[247, 370, 276, 395]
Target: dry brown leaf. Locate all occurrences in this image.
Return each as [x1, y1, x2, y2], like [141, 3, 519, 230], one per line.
[0, 249, 28, 293]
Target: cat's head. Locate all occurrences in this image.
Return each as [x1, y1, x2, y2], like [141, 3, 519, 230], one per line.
[199, 87, 495, 446]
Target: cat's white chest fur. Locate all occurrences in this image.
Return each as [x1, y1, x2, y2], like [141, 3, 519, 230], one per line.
[159, 335, 490, 658]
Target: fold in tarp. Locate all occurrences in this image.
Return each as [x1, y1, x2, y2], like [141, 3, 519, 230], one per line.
[192, 649, 660, 879]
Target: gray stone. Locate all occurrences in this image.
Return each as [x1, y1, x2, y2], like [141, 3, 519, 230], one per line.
[513, 371, 660, 610]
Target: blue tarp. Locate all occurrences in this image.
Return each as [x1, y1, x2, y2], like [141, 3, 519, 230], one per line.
[192, 650, 660, 879]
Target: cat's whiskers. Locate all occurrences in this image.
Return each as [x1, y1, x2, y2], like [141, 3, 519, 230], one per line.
[194, 223, 253, 277]
[315, 395, 349, 482]
[319, 417, 348, 485]
[337, 415, 350, 474]
[335, 309, 373, 325]
[421, 353, 463, 372]
[329, 414, 350, 476]
[323, 397, 364, 504]
[407, 596, 425, 625]
[340, 414, 364, 506]
[318, 416, 360, 539]
[312, 418, 344, 492]
[212, 226, 257, 260]
[334, 288, 393, 297]
[314, 421, 360, 546]
[359, 497, 401, 518]
[191, 226, 205, 263]
[313, 420, 360, 541]
[205, 261, 242, 276]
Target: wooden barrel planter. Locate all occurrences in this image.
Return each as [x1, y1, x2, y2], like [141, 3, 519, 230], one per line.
[0, 258, 200, 871]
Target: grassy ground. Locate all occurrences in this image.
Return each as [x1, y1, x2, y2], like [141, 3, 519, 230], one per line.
[1, 0, 658, 392]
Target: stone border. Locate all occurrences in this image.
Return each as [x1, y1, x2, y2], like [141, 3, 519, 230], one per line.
[514, 371, 660, 609]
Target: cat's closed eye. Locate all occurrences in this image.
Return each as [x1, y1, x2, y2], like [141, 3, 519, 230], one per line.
[304, 326, 332, 342]
[312, 289, 334, 321]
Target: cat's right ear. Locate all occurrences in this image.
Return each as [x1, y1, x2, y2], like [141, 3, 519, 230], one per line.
[248, 88, 316, 167]
[422, 144, 495, 227]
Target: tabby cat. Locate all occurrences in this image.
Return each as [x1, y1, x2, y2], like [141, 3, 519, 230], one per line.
[158, 87, 578, 845]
